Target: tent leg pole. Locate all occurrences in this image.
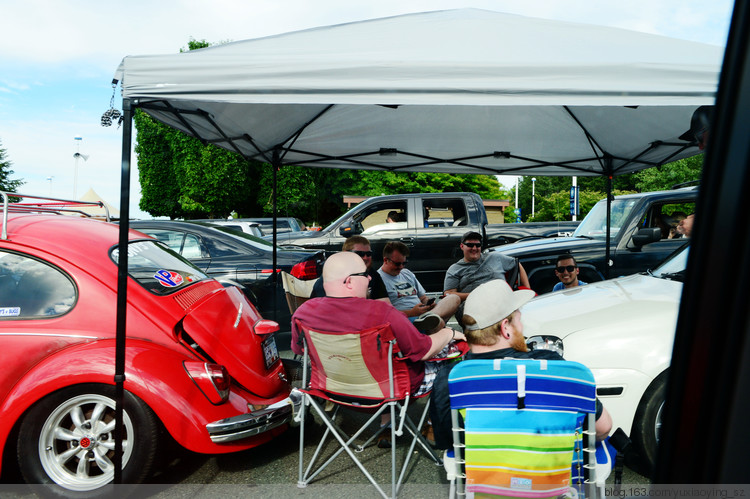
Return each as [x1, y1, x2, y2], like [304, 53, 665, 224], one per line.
[114, 98, 133, 485]
[604, 157, 613, 280]
[272, 149, 280, 324]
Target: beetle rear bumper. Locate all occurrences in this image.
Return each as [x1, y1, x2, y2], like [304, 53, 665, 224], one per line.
[206, 390, 304, 443]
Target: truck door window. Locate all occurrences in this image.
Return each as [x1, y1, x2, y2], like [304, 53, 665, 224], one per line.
[639, 202, 696, 240]
[422, 199, 467, 228]
[360, 201, 408, 234]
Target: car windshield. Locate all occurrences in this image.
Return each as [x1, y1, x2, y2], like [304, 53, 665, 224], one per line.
[111, 240, 209, 295]
[652, 245, 690, 280]
[573, 198, 638, 239]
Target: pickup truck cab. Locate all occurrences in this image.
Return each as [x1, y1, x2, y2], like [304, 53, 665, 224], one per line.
[488, 187, 697, 292]
[274, 192, 579, 291]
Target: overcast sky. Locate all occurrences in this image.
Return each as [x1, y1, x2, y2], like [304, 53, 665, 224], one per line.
[0, 0, 735, 219]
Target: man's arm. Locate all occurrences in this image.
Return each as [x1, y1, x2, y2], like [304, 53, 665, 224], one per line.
[595, 405, 613, 441]
[519, 263, 531, 289]
[444, 288, 470, 302]
[421, 327, 466, 360]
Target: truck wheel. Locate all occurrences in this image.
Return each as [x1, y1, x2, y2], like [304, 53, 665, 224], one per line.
[631, 372, 667, 473]
[17, 384, 160, 496]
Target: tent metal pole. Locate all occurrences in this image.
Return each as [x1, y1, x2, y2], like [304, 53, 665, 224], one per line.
[272, 148, 280, 323]
[114, 98, 133, 484]
[604, 156, 613, 279]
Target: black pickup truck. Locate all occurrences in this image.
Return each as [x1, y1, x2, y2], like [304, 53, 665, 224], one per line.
[488, 187, 697, 293]
[273, 192, 578, 291]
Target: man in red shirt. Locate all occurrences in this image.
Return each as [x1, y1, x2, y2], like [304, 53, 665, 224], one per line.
[291, 251, 464, 394]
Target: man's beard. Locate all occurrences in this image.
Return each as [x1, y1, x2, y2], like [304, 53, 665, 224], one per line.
[510, 330, 529, 352]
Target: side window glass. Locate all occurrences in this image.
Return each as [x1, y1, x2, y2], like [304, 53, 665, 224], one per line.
[0, 251, 76, 319]
[360, 202, 408, 234]
[181, 234, 204, 259]
[422, 199, 467, 228]
[642, 202, 696, 240]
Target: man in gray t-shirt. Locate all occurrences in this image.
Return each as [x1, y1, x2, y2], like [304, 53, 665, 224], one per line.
[444, 231, 531, 304]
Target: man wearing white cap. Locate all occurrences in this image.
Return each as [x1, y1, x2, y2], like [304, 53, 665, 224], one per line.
[429, 279, 611, 450]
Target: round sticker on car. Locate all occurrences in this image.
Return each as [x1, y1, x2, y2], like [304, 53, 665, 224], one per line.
[154, 269, 184, 287]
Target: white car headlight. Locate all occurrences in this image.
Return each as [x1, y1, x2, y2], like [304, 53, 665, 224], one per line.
[526, 335, 564, 356]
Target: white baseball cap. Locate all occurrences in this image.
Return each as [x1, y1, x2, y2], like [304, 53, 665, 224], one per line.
[463, 280, 535, 330]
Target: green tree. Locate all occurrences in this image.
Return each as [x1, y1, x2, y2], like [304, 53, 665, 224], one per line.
[0, 140, 24, 193]
[633, 155, 702, 191]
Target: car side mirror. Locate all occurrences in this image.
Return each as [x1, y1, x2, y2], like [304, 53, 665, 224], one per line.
[632, 227, 662, 247]
[338, 220, 361, 237]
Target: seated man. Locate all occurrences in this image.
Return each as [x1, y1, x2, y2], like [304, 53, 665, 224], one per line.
[310, 235, 389, 301]
[377, 241, 460, 333]
[430, 279, 612, 450]
[444, 231, 530, 321]
[552, 254, 587, 292]
[291, 251, 465, 397]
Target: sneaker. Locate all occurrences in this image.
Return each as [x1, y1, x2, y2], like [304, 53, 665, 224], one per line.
[413, 312, 444, 334]
[422, 422, 436, 447]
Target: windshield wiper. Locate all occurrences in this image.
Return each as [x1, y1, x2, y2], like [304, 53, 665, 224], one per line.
[659, 271, 685, 282]
[575, 234, 594, 239]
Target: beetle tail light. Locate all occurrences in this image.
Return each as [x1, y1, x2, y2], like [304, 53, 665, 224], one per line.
[254, 319, 280, 336]
[290, 260, 318, 280]
[184, 361, 231, 404]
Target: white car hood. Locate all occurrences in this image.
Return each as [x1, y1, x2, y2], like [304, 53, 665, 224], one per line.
[522, 273, 682, 339]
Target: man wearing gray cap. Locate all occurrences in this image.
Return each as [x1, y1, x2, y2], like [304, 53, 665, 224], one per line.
[429, 279, 611, 450]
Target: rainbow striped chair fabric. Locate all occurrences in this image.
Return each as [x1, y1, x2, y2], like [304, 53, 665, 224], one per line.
[448, 359, 598, 498]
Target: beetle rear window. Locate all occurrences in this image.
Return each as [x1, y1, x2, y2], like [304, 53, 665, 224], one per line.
[111, 240, 209, 295]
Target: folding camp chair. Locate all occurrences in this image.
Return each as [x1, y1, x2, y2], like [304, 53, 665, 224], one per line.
[281, 271, 318, 314]
[448, 359, 599, 499]
[294, 320, 441, 499]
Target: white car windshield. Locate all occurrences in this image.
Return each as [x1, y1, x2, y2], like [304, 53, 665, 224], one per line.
[573, 198, 638, 239]
[653, 245, 690, 279]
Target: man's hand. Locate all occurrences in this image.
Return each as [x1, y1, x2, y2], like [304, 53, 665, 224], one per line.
[406, 301, 434, 317]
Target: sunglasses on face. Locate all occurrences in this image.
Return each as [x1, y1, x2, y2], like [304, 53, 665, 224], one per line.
[344, 270, 370, 283]
[555, 265, 576, 273]
[351, 250, 373, 258]
[462, 242, 481, 248]
[387, 258, 408, 267]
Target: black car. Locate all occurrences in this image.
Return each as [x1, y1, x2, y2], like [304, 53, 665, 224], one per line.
[129, 220, 323, 332]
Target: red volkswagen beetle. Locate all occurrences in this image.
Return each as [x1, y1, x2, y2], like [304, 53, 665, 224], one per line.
[0, 204, 299, 493]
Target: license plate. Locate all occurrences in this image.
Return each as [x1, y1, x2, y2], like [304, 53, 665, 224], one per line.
[262, 335, 279, 369]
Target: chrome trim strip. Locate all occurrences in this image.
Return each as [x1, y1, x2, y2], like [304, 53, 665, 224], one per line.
[0, 332, 98, 339]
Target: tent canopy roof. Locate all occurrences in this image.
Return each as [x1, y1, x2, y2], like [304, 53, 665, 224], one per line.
[115, 8, 722, 176]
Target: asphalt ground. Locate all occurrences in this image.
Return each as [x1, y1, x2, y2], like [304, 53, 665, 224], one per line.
[1, 348, 650, 498]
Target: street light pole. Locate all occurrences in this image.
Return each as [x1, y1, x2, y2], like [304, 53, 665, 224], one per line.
[46, 176, 54, 196]
[532, 177, 537, 218]
[73, 137, 82, 199]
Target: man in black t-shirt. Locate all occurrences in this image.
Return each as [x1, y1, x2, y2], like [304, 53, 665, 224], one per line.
[311, 235, 389, 301]
[429, 279, 612, 449]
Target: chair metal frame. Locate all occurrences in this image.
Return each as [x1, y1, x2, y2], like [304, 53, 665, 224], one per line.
[448, 358, 599, 499]
[294, 321, 441, 499]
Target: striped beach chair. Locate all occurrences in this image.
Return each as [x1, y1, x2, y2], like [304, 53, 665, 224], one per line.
[448, 359, 598, 498]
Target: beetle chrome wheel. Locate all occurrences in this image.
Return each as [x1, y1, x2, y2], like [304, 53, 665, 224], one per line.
[18, 385, 160, 494]
[36, 393, 134, 490]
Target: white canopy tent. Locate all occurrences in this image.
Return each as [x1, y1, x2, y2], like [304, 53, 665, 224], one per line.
[108, 10, 723, 480]
[114, 8, 722, 176]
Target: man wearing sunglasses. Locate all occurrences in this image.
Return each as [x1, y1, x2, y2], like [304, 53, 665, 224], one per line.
[444, 232, 531, 321]
[552, 254, 587, 292]
[378, 241, 460, 333]
[311, 235, 389, 301]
